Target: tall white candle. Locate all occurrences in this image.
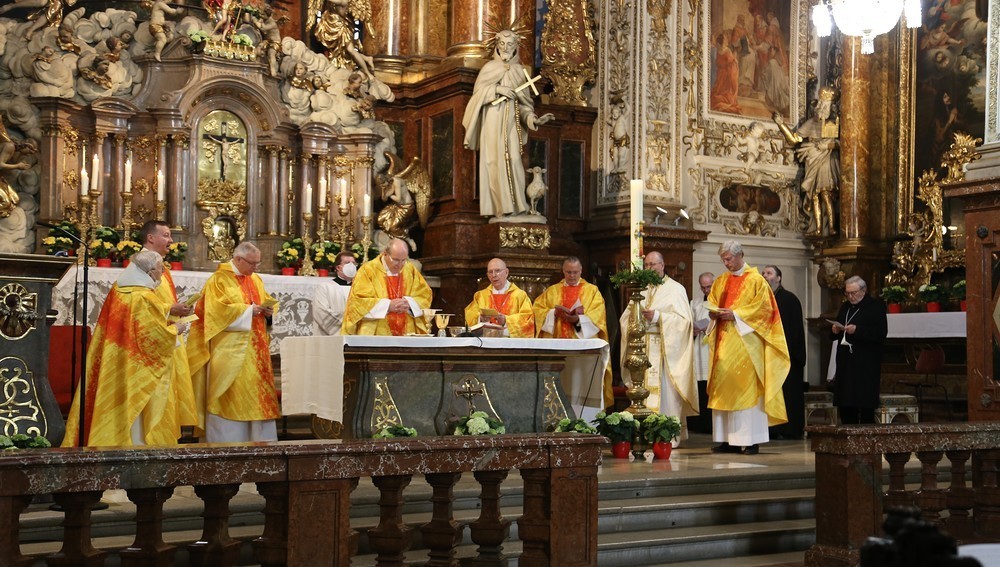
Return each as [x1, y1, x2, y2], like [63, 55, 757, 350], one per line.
[123, 159, 132, 193]
[90, 153, 100, 191]
[629, 179, 644, 265]
[318, 176, 328, 207]
[79, 167, 89, 196]
[339, 178, 348, 209]
[156, 169, 165, 201]
[304, 182, 313, 214]
[363, 193, 371, 217]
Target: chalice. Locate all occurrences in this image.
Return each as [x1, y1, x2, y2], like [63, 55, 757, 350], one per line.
[434, 313, 452, 337]
[421, 308, 439, 336]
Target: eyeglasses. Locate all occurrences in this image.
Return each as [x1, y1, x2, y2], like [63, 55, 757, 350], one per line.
[844, 288, 865, 297]
[236, 257, 261, 267]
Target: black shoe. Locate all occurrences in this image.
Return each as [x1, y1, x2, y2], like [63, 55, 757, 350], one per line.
[712, 443, 737, 454]
[740, 444, 759, 455]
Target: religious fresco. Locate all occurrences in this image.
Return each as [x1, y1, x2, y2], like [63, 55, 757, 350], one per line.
[719, 183, 781, 215]
[708, 0, 793, 120]
[913, 0, 987, 180]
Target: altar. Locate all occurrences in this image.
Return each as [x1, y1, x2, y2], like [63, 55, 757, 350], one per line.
[279, 336, 610, 439]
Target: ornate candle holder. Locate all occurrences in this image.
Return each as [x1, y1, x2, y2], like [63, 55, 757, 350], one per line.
[360, 214, 373, 259]
[87, 190, 102, 229]
[119, 190, 135, 234]
[298, 212, 317, 277]
[74, 193, 93, 263]
[155, 199, 166, 221]
[316, 204, 329, 242]
[333, 196, 354, 253]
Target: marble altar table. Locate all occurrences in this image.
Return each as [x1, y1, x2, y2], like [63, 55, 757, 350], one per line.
[279, 335, 610, 438]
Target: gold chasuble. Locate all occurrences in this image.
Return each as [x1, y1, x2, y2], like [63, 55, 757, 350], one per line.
[533, 279, 613, 406]
[706, 266, 790, 425]
[464, 282, 535, 338]
[342, 257, 432, 336]
[187, 263, 280, 432]
[62, 285, 181, 447]
[153, 267, 198, 427]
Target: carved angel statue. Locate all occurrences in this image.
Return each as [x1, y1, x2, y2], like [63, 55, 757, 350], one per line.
[374, 152, 431, 243]
[307, 0, 375, 76]
[141, 0, 185, 62]
[0, 0, 78, 42]
[0, 117, 38, 219]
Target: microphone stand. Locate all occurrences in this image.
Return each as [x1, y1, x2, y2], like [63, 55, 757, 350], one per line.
[38, 222, 90, 446]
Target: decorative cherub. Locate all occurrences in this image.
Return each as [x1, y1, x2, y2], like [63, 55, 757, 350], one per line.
[375, 152, 431, 242]
[141, 0, 185, 62]
[307, 0, 375, 76]
[253, 4, 286, 77]
[79, 57, 113, 90]
[0, 117, 38, 218]
[0, 0, 79, 42]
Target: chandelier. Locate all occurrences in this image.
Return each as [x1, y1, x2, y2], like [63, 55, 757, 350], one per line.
[812, 0, 922, 54]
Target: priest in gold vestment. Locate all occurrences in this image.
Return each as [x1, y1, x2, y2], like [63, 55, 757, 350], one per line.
[619, 252, 699, 445]
[187, 242, 280, 442]
[706, 241, 789, 455]
[534, 257, 612, 406]
[62, 251, 189, 447]
[342, 238, 431, 336]
[464, 258, 535, 338]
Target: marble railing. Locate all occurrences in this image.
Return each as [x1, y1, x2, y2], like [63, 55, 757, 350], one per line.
[805, 422, 1000, 567]
[1, 434, 603, 567]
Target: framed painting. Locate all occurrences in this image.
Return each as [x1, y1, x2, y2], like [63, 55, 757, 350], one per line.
[707, 0, 795, 120]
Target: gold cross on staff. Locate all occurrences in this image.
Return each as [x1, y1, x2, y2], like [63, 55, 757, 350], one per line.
[490, 68, 544, 106]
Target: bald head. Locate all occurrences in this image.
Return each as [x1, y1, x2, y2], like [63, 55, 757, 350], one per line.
[384, 238, 410, 273]
[643, 251, 665, 277]
[487, 258, 509, 289]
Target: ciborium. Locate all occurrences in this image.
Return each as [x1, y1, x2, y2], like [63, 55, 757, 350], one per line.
[433, 313, 452, 337]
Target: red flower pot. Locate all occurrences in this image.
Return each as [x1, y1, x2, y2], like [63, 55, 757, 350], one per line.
[317, 269, 329, 277]
[122, 260, 130, 268]
[281, 267, 296, 276]
[96, 258, 112, 268]
[926, 301, 941, 313]
[960, 300, 967, 312]
[887, 303, 902, 314]
[652, 441, 673, 460]
[170, 261, 183, 271]
[611, 441, 631, 459]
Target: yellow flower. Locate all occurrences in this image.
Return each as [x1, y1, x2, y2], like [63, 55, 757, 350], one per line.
[43, 236, 55, 245]
[326, 253, 336, 262]
[289, 249, 299, 257]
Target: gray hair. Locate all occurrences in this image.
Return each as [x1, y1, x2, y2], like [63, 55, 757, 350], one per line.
[718, 240, 743, 256]
[845, 275, 867, 290]
[233, 241, 259, 258]
[131, 250, 163, 274]
[698, 271, 715, 282]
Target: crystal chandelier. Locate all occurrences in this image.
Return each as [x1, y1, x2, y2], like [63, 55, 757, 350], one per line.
[812, 0, 922, 54]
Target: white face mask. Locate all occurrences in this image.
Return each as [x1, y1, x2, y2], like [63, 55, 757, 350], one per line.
[341, 263, 357, 279]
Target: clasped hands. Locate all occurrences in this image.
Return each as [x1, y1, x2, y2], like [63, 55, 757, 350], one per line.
[252, 304, 274, 317]
[480, 313, 506, 326]
[708, 308, 735, 322]
[169, 302, 193, 317]
[554, 304, 584, 324]
[388, 298, 410, 314]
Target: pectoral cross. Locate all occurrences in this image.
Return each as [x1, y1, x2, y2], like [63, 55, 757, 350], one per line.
[490, 68, 544, 106]
[202, 121, 245, 181]
[455, 375, 485, 413]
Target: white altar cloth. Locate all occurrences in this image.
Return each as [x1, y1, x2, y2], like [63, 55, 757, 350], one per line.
[279, 335, 610, 424]
[886, 312, 966, 338]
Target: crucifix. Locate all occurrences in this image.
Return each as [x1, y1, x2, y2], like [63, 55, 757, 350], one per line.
[202, 121, 245, 181]
[490, 68, 544, 106]
[455, 375, 486, 414]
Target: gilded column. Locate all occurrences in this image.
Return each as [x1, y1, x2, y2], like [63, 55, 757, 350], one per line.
[838, 36, 872, 244]
[111, 134, 126, 228]
[174, 134, 191, 229]
[411, 0, 449, 57]
[266, 145, 280, 235]
[278, 149, 290, 236]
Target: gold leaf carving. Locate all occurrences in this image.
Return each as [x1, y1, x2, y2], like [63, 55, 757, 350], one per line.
[540, 0, 597, 106]
[499, 226, 551, 250]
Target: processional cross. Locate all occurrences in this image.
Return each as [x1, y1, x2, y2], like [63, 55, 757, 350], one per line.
[202, 121, 245, 181]
[490, 68, 544, 106]
[455, 375, 486, 413]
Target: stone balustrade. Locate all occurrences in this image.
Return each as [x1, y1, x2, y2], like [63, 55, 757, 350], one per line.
[805, 422, 1000, 567]
[1, 434, 603, 566]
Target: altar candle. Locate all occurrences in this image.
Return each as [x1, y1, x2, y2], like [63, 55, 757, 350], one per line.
[123, 159, 132, 193]
[339, 178, 348, 209]
[629, 179, 644, 265]
[318, 176, 327, 207]
[156, 169, 165, 201]
[304, 182, 313, 214]
[363, 193, 371, 217]
[90, 153, 100, 191]
[79, 167, 89, 196]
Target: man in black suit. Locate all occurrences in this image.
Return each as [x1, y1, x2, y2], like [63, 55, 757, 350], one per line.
[830, 276, 888, 424]
[762, 265, 806, 439]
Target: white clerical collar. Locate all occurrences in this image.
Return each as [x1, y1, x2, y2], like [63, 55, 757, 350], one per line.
[229, 260, 244, 275]
[116, 261, 157, 289]
[491, 281, 511, 294]
[730, 263, 747, 276]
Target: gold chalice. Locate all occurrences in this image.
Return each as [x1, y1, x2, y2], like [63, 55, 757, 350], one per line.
[434, 313, 452, 337]
[421, 308, 439, 336]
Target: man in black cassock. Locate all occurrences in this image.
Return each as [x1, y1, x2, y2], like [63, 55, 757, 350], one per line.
[762, 265, 806, 439]
[830, 276, 888, 424]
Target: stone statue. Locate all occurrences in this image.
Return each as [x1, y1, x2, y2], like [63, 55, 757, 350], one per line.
[462, 26, 553, 222]
[375, 152, 431, 247]
[774, 86, 839, 237]
[0, 0, 78, 42]
[252, 4, 285, 77]
[30, 45, 75, 98]
[607, 91, 629, 174]
[308, 0, 374, 77]
[140, 0, 184, 62]
[525, 166, 547, 216]
[0, 117, 37, 219]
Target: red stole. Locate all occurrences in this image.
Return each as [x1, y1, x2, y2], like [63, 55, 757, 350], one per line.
[386, 274, 406, 336]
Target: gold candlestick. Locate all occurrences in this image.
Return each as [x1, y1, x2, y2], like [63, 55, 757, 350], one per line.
[119, 191, 134, 234]
[298, 212, 317, 277]
[76, 193, 93, 264]
[360, 215, 373, 258]
[334, 200, 351, 253]
[88, 190, 102, 228]
[155, 199, 166, 221]
[317, 205, 329, 242]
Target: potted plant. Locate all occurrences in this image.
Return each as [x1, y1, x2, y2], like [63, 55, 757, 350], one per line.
[451, 411, 505, 435]
[43, 220, 79, 256]
[918, 283, 946, 312]
[311, 240, 340, 277]
[592, 410, 639, 458]
[640, 414, 681, 460]
[276, 246, 300, 275]
[116, 239, 142, 266]
[351, 242, 379, 262]
[609, 266, 665, 290]
[166, 242, 188, 270]
[880, 285, 908, 314]
[552, 417, 598, 434]
[0, 433, 52, 450]
[372, 424, 418, 439]
[951, 280, 966, 311]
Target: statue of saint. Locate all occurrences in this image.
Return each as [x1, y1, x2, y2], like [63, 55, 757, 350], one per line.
[774, 86, 839, 237]
[462, 27, 553, 221]
[309, 0, 374, 76]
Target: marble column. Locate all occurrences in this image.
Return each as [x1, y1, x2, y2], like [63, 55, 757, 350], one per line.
[174, 134, 191, 230]
[297, 154, 312, 236]
[369, 0, 410, 56]
[278, 150, 290, 236]
[170, 134, 188, 229]
[838, 36, 872, 244]
[410, 0, 449, 57]
[111, 135, 126, 229]
[266, 146, 280, 235]
[447, 0, 526, 61]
